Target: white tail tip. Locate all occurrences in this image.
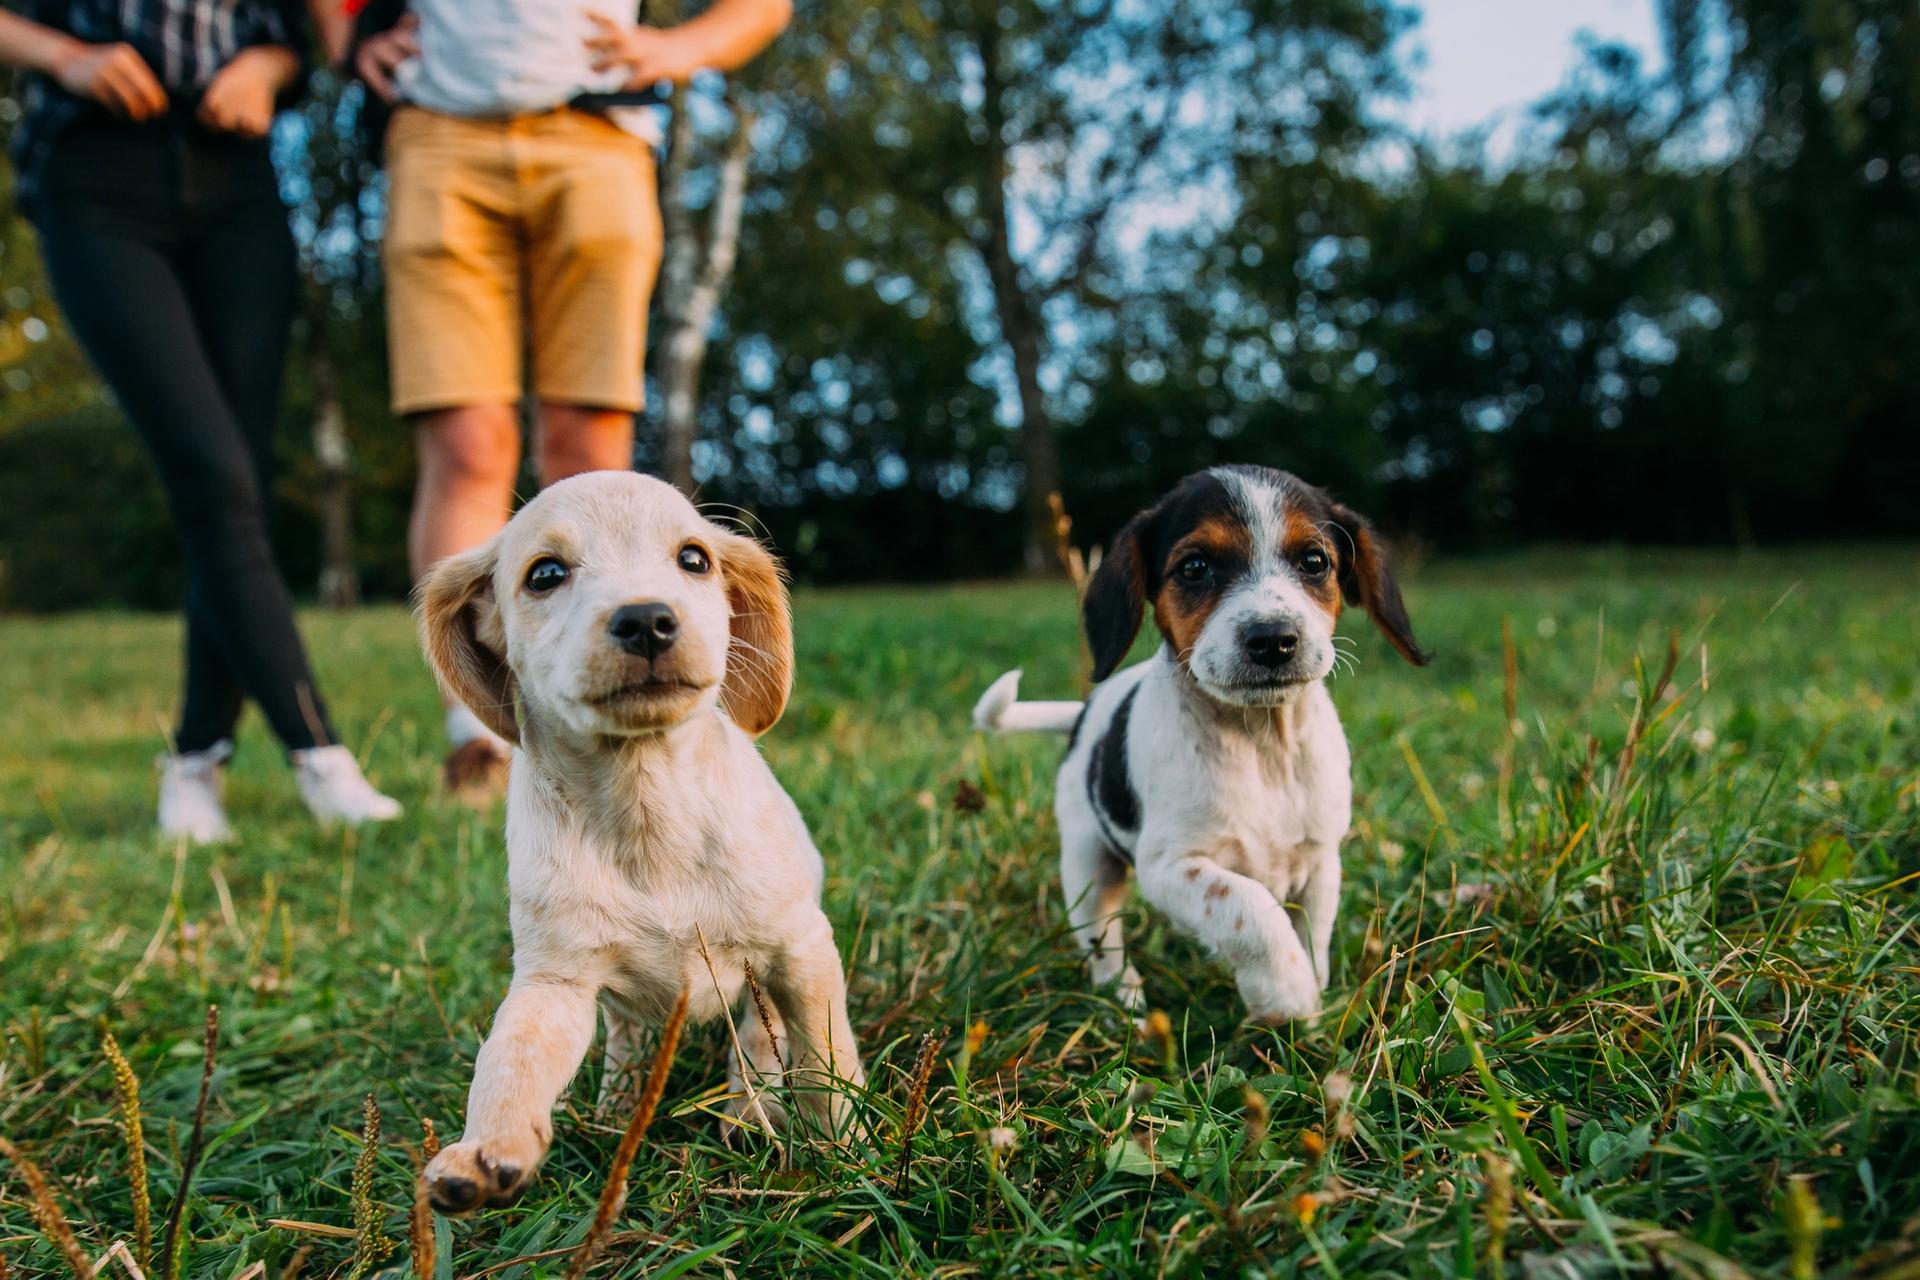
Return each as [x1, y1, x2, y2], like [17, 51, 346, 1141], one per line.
[972, 669, 1084, 734]
[972, 669, 1025, 731]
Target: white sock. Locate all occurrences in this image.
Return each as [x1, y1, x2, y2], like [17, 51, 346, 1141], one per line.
[446, 704, 510, 752]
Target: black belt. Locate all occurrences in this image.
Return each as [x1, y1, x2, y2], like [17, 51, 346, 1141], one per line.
[568, 87, 669, 112]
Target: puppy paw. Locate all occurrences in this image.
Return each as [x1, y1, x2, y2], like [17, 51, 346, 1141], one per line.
[722, 1082, 791, 1136]
[1235, 963, 1321, 1026]
[1091, 961, 1146, 1015]
[425, 1136, 544, 1215]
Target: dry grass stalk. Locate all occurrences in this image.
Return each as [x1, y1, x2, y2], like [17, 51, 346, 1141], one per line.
[99, 1031, 152, 1270]
[408, 1121, 437, 1280]
[893, 1029, 946, 1191]
[0, 1134, 94, 1279]
[276, 1244, 312, 1280]
[740, 961, 787, 1075]
[91, 1239, 149, 1280]
[159, 1005, 219, 1280]
[346, 1094, 396, 1279]
[1497, 615, 1518, 841]
[1047, 492, 1089, 596]
[1482, 1152, 1513, 1278]
[567, 986, 690, 1280]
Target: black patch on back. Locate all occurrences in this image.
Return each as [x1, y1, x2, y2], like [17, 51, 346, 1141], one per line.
[1086, 685, 1141, 862]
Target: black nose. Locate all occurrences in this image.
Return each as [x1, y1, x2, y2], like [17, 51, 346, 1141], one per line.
[1243, 620, 1300, 669]
[608, 603, 679, 658]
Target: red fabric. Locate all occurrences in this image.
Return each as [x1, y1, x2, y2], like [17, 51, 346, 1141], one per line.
[342, 0, 368, 13]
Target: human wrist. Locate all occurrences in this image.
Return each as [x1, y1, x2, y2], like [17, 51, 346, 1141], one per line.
[663, 23, 718, 76]
[38, 31, 88, 78]
[234, 42, 300, 90]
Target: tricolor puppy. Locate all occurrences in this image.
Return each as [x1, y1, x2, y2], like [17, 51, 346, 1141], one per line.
[416, 472, 865, 1215]
[974, 465, 1428, 1022]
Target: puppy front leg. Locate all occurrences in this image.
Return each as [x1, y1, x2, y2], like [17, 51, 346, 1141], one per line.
[767, 910, 867, 1137]
[1291, 847, 1341, 992]
[597, 1002, 646, 1115]
[1137, 850, 1320, 1023]
[427, 976, 599, 1214]
[1061, 829, 1141, 1011]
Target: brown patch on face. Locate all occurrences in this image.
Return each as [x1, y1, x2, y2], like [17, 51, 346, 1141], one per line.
[1151, 514, 1253, 671]
[1204, 881, 1230, 901]
[1280, 505, 1344, 629]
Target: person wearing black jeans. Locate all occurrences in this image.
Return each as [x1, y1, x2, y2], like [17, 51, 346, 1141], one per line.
[0, 0, 400, 840]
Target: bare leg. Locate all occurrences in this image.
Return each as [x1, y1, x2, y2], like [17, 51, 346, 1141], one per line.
[425, 975, 598, 1214]
[766, 910, 866, 1137]
[1060, 830, 1141, 1011]
[1137, 851, 1320, 1023]
[409, 404, 522, 579]
[536, 402, 633, 484]
[411, 404, 522, 790]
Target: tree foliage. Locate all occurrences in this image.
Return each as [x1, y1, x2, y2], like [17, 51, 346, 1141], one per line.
[1, 0, 1915, 607]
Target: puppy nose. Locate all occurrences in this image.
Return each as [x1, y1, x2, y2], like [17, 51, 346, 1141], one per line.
[608, 603, 679, 658]
[1243, 620, 1300, 669]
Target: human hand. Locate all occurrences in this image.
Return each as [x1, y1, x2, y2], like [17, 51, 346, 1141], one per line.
[52, 41, 167, 121]
[354, 13, 419, 104]
[584, 13, 707, 89]
[197, 45, 292, 137]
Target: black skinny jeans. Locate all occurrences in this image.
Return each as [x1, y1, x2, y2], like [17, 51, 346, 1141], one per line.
[32, 113, 335, 754]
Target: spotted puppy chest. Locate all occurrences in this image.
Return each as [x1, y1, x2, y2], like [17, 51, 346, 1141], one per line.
[1081, 676, 1352, 875]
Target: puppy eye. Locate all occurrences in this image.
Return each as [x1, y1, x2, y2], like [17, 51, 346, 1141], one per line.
[677, 545, 712, 575]
[525, 557, 570, 593]
[1176, 552, 1212, 584]
[1298, 547, 1331, 578]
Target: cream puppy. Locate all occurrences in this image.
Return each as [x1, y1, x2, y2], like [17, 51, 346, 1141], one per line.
[416, 472, 864, 1214]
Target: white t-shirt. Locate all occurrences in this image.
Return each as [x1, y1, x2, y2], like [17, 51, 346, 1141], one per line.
[394, 0, 663, 138]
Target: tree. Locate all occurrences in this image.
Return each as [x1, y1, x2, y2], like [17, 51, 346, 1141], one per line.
[715, 0, 1411, 572]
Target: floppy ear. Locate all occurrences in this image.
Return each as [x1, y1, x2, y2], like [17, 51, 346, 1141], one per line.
[1329, 502, 1428, 666]
[416, 542, 520, 743]
[1082, 514, 1150, 682]
[718, 532, 794, 736]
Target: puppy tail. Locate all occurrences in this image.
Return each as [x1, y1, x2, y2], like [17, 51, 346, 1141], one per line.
[972, 669, 1083, 735]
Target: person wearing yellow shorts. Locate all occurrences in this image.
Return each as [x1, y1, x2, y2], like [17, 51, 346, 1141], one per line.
[342, 0, 791, 792]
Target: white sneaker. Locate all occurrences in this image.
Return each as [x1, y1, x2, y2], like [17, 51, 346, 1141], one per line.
[291, 745, 403, 826]
[158, 740, 236, 845]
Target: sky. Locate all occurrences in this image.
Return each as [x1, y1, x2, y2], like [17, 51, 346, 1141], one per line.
[1393, 0, 1664, 143]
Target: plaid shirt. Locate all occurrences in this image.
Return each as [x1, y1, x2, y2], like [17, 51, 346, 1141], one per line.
[9, 0, 307, 206]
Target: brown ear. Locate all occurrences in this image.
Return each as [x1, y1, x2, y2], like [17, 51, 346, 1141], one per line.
[1329, 502, 1428, 666]
[718, 532, 794, 736]
[1082, 513, 1150, 682]
[415, 543, 520, 743]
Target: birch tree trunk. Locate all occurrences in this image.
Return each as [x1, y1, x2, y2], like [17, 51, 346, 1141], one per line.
[305, 292, 359, 608]
[975, 21, 1063, 577]
[656, 90, 755, 495]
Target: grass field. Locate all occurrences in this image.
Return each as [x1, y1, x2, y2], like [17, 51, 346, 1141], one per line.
[3, 548, 1918, 1279]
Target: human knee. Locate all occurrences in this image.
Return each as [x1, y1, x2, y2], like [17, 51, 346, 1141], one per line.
[418, 407, 521, 490]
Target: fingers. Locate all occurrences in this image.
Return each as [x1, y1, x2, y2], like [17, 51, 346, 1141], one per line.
[117, 47, 167, 119]
[97, 45, 166, 120]
[355, 30, 418, 103]
[355, 50, 395, 102]
[198, 92, 268, 138]
[582, 13, 636, 68]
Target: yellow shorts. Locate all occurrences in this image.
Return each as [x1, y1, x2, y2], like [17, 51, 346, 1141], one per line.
[383, 106, 663, 416]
